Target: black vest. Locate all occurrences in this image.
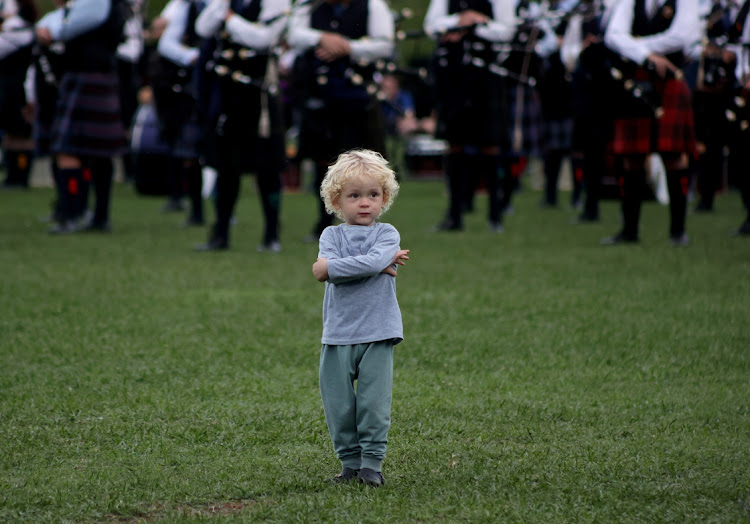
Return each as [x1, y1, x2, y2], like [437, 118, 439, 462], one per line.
[213, 0, 268, 81]
[297, 0, 374, 110]
[63, 0, 126, 72]
[631, 0, 684, 66]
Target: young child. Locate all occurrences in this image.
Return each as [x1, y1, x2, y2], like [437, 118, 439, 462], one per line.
[312, 149, 409, 488]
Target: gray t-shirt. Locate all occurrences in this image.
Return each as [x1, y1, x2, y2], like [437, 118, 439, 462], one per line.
[318, 222, 404, 346]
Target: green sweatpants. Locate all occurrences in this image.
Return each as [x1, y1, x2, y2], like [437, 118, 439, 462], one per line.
[319, 340, 394, 472]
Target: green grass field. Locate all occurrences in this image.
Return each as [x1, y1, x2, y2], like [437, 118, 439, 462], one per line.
[1, 177, 748, 523]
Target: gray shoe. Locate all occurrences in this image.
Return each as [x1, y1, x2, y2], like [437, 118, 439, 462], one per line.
[358, 468, 385, 487]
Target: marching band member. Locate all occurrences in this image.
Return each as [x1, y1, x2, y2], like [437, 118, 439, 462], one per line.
[689, 0, 738, 213]
[36, 0, 127, 233]
[0, 0, 37, 189]
[287, 0, 395, 241]
[424, 0, 517, 233]
[602, 0, 700, 246]
[194, 0, 290, 251]
[497, 0, 549, 221]
[723, 0, 750, 234]
[153, 0, 206, 224]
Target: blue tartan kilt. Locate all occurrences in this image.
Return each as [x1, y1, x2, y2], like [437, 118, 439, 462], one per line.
[171, 110, 203, 159]
[544, 117, 573, 152]
[50, 71, 127, 158]
[503, 82, 544, 157]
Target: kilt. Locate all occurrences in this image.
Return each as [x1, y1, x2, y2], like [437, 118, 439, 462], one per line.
[434, 67, 506, 146]
[610, 75, 696, 156]
[171, 110, 203, 159]
[544, 117, 573, 152]
[503, 82, 544, 157]
[298, 100, 386, 165]
[50, 71, 127, 158]
[0, 70, 32, 137]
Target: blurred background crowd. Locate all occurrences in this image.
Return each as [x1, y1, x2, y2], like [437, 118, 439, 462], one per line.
[1, 0, 749, 250]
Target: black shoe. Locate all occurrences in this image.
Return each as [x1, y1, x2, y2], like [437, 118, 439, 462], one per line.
[733, 220, 750, 236]
[48, 221, 79, 235]
[161, 199, 185, 213]
[600, 232, 639, 245]
[489, 221, 504, 234]
[358, 468, 385, 487]
[182, 216, 205, 228]
[571, 213, 599, 225]
[430, 217, 463, 232]
[327, 467, 359, 484]
[194, 238, 228, 251]
[670, 232, 690, 247]
[81, 221, 112, 233]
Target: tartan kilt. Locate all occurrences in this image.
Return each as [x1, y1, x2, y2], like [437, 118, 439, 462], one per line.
[610, 76, 696, 156]
[171, 109, 203, 159]
[434, 69, 506, 146]
[503, 82, 544, 157]
[544, 117, 573, 152]
[298, 100, 386, 165]
[50, 71, 127, 158]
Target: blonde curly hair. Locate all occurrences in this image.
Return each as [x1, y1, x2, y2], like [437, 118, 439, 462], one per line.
[320, 149, 400, 220]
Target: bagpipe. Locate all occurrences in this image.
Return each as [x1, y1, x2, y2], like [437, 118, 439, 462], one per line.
[415, 0, 604, 89]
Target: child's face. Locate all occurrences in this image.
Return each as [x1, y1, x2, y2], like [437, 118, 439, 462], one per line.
[333, 175, 384, 227]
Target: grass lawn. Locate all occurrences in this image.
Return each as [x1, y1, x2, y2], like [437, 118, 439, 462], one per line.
[1, 176, 748, 523]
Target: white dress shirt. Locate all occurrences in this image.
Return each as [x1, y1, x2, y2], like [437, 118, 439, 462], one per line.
[423, 0, 517, 43]
[195, 0, 290, 49]
[287, 0, 395, 62]
[605, 0, 701, 64]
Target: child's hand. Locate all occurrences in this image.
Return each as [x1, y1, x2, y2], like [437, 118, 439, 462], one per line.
[381, 249, 410, 277]
[313, 258, 329, 282]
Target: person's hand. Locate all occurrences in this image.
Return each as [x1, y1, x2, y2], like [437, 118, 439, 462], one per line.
[646, 53, 677, 78]
[35, 26, 53, 46]
[381, 249, 410, 277]
[21, 103, 34, 124]
[458, 9, 490, 27]
[316, 32, 351, 62]
[313, 258, 329, 282]
[224, 8, 235, 22]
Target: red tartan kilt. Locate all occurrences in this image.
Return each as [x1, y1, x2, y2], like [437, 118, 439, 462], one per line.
[610, 73, 696, 157]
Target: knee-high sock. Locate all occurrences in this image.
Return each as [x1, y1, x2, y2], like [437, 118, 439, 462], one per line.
[89, 158, 113, 226]
[543, 150, 564, 205]
[444, 152, 466, 226]
[185, 162, 203, 221]
[214, 167, 241, 242]
[476, 154, 502, 224]
[2, 150, 32, 187]
[582, 147, 603, 219]
[620, 169, 646, 239]
[666, 169, 689, 237]
[696, 145, 722, 209]
[57, 167, 83, 223]
[571, 156, 584, 206]
[257, 168, 282, 244]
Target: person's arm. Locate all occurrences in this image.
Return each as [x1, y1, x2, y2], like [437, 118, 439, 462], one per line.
[475, 0, 517, 42]
[222, 0, 290, 49]
[157, 0, 200, 66]
[325, 227, 402, 284]
[424, 0, 516, 42]
[348, 0, 394, 61]
[38, 0, 111, 42]
[605, 0, 699, 65]
[286, 2, 320, 50]
[0, 15, 34, 58]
